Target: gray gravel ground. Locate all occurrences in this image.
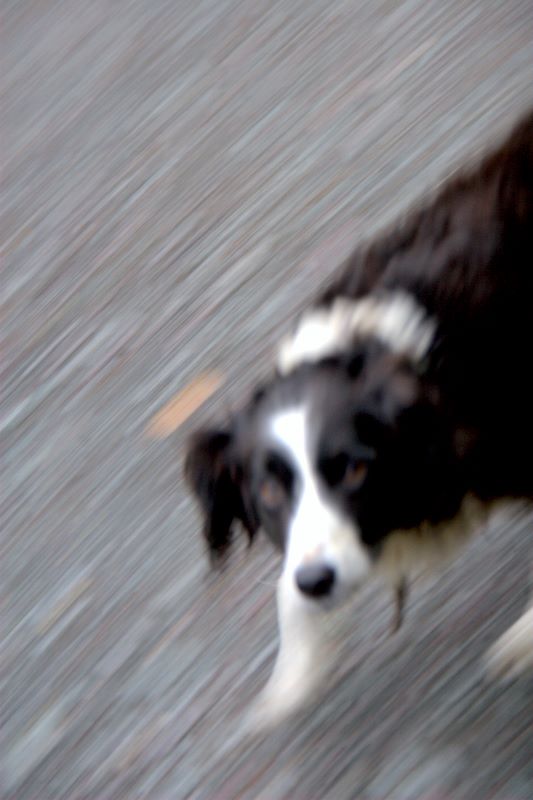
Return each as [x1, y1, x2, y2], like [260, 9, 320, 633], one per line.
[2, 1, 533, 798]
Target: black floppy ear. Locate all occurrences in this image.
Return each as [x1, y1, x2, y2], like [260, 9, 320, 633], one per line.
[354, 407, 388, 448]
[354, 365, 422, 445]
[184, 427, 258, 563]
[343, 349, 366, 379]
[355, 369, 441, 457]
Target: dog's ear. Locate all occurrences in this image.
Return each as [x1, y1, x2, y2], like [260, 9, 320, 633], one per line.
[184, 426, 258, 563]
[354, 361, 423, 445]
[355, 366, 446, 466]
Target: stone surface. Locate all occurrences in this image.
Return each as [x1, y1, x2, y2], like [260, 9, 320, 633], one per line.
[2, 1, 533, 798]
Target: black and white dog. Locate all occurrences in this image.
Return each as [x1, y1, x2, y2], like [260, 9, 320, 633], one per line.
[185, 110, 533, 726]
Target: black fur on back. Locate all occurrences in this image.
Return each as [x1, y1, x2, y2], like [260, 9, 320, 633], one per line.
[321, 110, 533, 502]
[185, 110, 533, 559]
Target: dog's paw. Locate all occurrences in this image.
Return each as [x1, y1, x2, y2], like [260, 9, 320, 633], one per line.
[243, 689, 294, 735]
[484, 607, 533, 682]
[242, 660, 326, 734]
[243, 679, 312, 734]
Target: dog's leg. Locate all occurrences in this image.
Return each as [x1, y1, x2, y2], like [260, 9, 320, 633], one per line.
[247, 570, 334, 730]
[484, 605, 533, 681]
[390, 578, 408, 634]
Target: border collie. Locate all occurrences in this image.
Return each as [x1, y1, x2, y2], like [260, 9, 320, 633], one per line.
[185, 110, 533, 727]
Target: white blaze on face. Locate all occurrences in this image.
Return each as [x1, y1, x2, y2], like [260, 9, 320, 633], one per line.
[269, 407, 371, 600]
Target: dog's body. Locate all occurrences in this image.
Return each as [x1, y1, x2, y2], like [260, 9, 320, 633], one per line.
[186, 111, 533, 725]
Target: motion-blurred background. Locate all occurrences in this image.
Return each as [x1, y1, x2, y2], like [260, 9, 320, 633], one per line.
[3, 1, 533, 798]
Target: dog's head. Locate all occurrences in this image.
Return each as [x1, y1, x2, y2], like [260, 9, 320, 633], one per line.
[185, 293, 468, 604]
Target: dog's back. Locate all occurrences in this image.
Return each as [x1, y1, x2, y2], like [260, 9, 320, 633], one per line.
[321, 111, 533, 501]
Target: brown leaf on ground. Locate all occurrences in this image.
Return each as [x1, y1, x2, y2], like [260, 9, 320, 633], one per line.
[146, 372, 223, 437]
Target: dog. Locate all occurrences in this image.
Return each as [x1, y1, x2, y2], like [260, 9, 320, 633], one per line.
[185, 110, 533, 727]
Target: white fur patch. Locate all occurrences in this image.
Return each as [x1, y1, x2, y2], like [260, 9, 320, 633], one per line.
[246, 571, 333, 730]
[277, 291, 436, 375]
[485, 605, 533, 681]
[269, 407, 372, 597]
[245, 407, 374, 728]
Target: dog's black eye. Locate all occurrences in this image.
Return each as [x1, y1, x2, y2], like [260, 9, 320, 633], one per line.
[342, 460, 368, 491]
[319, 453, 368, 491]
[264, 452, 293, 492]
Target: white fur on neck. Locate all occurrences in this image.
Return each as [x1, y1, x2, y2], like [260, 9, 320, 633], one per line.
[277, 291, 436, 375]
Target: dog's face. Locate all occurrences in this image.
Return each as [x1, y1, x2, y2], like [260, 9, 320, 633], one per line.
[185, 338, 467, 607]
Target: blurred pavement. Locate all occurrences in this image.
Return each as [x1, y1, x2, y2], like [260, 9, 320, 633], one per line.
[2, 1, 533, 798]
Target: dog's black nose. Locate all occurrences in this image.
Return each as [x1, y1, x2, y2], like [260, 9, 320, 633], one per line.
[295, 563, 336, 597]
